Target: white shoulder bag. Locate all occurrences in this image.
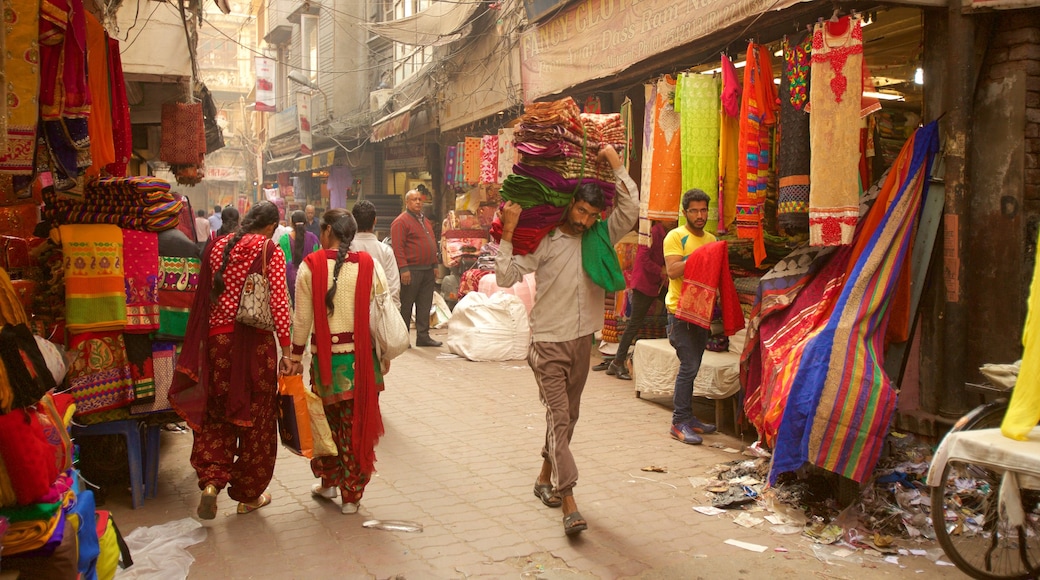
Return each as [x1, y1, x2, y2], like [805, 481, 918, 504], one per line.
[370, 261, 410, 363]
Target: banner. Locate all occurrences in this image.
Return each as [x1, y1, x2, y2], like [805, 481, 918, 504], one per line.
[297, 92, 312, 155]
[255, 57, 276, 112]
[520, 0, 805, 101]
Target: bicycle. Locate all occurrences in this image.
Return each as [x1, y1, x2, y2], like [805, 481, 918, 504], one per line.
[928, 380, 1040, 579]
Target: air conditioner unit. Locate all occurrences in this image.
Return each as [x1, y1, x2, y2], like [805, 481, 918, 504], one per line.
[369, 89, 392, 113]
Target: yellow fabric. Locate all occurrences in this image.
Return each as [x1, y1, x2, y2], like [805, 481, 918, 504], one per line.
[1002, 227, 1040, 440]
[96, 518, 120, 580]
[0, 267, 28, 412]
[717, 111, 740, 233]
[662, 226, 716, 313]
[2, 508, 61, 554]
[0, 453, 18, 507]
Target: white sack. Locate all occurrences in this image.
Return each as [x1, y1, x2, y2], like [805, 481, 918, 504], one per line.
[447, 292, 530, 362]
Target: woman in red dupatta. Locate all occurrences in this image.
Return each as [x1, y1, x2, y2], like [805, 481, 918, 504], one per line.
[286, 209, 386, 514]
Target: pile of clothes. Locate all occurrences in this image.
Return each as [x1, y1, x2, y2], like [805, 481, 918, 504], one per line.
[43, 177, 183, 232]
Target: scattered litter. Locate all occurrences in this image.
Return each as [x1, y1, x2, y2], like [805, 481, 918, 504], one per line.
[641, 465, 667, 473]
[688, 477, 710, 488]
[724, 539, 768, 553]
[693, 506, 727, 516]
[437, 353, 462, 360]
[711, 487, 757, 509]
[692, 554, 709, 559]
[936, 560, 955, 567]
[831, 548, 855, 558]
[764, 515, 786, 525]
[770, 525, 803, 535]
[743, 440, 772, 458]
[774, 547, 788, 553]
[811, 544, 864, 565]
[362, 520, 423, 533]
[803, 522, 844, 545]
[909, 549, 927, 557]
[732, 513, 765, 528]
[624, 474, 678, 489]
[884, 556, 900, 565]
[707, 484, 730, 493]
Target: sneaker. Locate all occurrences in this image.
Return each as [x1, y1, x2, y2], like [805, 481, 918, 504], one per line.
[670, 422, 703, 445]
[685, 417, 717, 434]
[607, 360, 631, 380]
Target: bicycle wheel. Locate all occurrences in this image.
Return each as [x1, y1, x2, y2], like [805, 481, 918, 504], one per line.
[953, 401, 1009, 432]
[931, 457, 1040, 579]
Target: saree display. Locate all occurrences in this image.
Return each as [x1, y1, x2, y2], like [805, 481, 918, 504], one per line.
[735, 43, 778, 268]
[59, 224, 126, 334]
[677, 73, 720, 234]
[642, 76, 682, 221]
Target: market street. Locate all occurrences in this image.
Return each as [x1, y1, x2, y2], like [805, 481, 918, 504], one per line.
[111, 328, 964, 579]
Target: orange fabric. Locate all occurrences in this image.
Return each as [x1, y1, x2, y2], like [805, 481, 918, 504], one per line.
[645, 75, 683, 220]
[84, 12, 115, 176]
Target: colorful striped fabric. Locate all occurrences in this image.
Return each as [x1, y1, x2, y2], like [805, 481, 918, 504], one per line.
[735, 43, 778, 268]
[60, 225, 127, 334]
[770, 121, 940, 483]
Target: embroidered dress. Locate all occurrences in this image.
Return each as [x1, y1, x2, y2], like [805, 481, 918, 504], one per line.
[65, 331, 134, 416]
[808, 16, 881, 246]
[777, 32, 813, 234]
[677, 73, 720, 234]
[454, 141, 466, 185]
[642, 75, 683, 221]
[717, 60, 741, 236]
[60, 224, 126, 334]
[735, 43, 778, 268]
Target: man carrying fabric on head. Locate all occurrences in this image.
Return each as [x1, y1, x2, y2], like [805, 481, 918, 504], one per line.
[352, 199, 401, 309]
[664, 189, 718, 445]
[305, 204, 321, 239]
[391, 189, 441, 347]
[496, 144, 637, 536]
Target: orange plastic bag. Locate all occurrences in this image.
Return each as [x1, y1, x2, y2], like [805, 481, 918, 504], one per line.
[277, 375, 314, 458]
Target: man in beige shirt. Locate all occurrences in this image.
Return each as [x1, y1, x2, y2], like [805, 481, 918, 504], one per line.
[495, 145, 637, 536]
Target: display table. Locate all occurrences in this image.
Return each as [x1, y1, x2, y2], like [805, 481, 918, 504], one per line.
[632, 333, 745, 435]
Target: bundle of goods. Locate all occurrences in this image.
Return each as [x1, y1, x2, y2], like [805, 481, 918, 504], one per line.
[490, 97, 625, 255]
[43, 176, 183, 232]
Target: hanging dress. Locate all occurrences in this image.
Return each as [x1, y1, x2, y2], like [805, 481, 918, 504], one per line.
[642, 75, 683, 221]
[717, 55, 742, 235]
[777, 32, 812, 234]
[677, 73, 720, 234]
[735, 43, 778, 267]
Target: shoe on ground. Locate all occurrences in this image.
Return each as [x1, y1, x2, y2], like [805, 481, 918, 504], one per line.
[312, 483, 337, 500]
[686, 416, 717, 434]
[608, 361, 631, 380]
[197, 484, 218, 520]
[670, 422, 703, 445]
[415, 337, 442, 347]
[592, 360, 612, 372]
[341, 502, 359, 514]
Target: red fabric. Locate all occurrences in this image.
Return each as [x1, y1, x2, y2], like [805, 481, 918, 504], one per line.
[303, 249, 382, 475]
[675, 241, 745, 336]
[105, 36, 131, 176]
[0, 408, 59, 504]
[490, 217, 555, 256]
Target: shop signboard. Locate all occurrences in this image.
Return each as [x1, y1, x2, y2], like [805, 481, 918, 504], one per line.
[206, 166, 246, 181]
[270, 106, 297, 138]
[520, 0, 804, 100]
[523, 0, 573, 22]
[254, 57, 276, 112]
[964, 0, 1040, 8]
[297, 92, 312, 155]
[384, 144, 426, 170]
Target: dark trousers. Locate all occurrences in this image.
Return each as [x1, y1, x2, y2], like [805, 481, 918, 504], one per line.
[668, 314, 709, 426]
[615, 287, 666, 362]
[399, 268, 435, 340]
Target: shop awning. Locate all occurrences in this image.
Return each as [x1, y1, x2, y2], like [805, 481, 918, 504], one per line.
[295, 147, 337, 172]
[371, 98, 425, 143]
[265, 154, 296, 175]
[362, 1, 483, 47]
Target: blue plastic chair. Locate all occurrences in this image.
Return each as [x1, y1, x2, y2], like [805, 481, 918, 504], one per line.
[72, 419, 145, 509]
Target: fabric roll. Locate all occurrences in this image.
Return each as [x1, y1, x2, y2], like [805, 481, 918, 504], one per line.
[642, 75, 683, 221]
[60, 224, 127, 333]
[677, 73, 720, 234]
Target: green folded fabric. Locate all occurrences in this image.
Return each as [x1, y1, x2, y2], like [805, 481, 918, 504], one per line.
[0, 500, 62, 523]
[500, 175, 572, 209]
[582, 220, 625, 292]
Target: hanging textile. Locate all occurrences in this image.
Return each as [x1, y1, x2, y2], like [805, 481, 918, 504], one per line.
[677, 73, 720, 234]
[777, 32, 813, 234]
[497, 128, 515, 183]
[717, 55, 742, 236]
[65, 330, 135, 416]
[463, 137, 481, 185]
[59, 224, 127, 334]
[121, 230, 160, 333]
[771, 121, 939, 483]
[642, 76, 682, 223]
[84, 11, 115, 177]
[808, 16, 882, 247]
[0, 0, 39, 175]
[480, 134, 498, 184]
[454, 141, 466, 186]
[444, 144, 457, 188]
[105, 36, 131, 177]
[735, 43, 778, 268]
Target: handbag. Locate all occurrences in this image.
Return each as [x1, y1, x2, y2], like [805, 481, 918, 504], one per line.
[369, 262, 410, 362]
[236, 242, 275, 331]
[277, 374, 336, 458]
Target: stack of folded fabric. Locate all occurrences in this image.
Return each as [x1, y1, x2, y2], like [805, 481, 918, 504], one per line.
[493, 97, 626, 255]
[44, 176, 183, 232]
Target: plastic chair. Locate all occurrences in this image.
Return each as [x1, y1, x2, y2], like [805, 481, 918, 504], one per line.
[72, 419, 145, 509]
[143, 424, 161, 498]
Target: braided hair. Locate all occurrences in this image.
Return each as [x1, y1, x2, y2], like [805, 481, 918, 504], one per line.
[321, 208, 358, 315]
[216, 207, 240, 237]
[290, 210, 307, 268]
[211, 201, 280, 300]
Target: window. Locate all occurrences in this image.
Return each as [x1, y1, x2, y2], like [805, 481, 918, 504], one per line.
[300, 14, 319, 86]
[391, 0, 433, 84]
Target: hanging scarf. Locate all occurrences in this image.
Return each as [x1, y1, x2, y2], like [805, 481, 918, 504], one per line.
[304, 249, 383, 474]
[580, 220, 625, 292]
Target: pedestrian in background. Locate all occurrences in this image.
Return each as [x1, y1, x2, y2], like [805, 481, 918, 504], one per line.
[305, 204, 321, 238]
[194, 209, 211, 252]
[215, 207, 240, 238]
[279, 210, 320, 303]
[495, 144, 637, 536]
[351, 199, 401, 309]
[208, 204, 223, 233]
[391, 189, 441, 347]
[286, 208, 389, 514]
[170, 200, 293, 519]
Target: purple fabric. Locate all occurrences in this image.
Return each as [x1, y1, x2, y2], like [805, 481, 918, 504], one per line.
[513, 163, 616, 205]
[327, 166, 352, 209]
[286, 230, 320, 302]
[629, 221, 669, 296]
[513, 203, 566, 229]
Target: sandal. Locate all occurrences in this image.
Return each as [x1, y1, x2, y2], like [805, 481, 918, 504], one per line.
[563, 511, 587, 536]
[236, 492, 272, 514]
[197, 484, 218, 520]
[533, 483, 562, 508]
[312, 483, 338, 500]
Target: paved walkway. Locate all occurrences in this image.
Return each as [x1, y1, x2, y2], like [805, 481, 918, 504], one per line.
[110, 329, 962, 579]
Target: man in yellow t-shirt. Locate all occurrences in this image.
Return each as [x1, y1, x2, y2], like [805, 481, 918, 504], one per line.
[662, 189, 717, 445]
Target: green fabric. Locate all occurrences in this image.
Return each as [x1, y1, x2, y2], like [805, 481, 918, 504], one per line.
[312, 350, 384, 406]
[677, 73, 721, 234]
[278, 232, 320, 263]
[582, 220, 625, 292]
[158, 308, 189, 339]
[0, 500, 62, 523]
[500, 174, 572, 209]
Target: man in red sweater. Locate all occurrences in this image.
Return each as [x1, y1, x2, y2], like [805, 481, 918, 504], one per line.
[390, 189, 441, 347]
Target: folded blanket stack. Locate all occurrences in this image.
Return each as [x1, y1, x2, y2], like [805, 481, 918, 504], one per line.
[44, 177, 182, 232]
